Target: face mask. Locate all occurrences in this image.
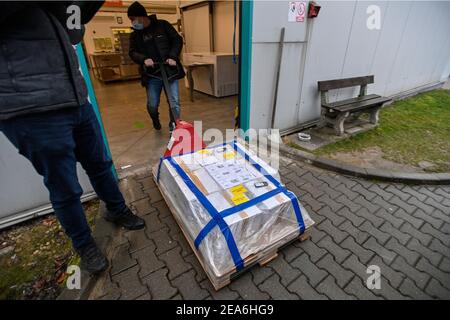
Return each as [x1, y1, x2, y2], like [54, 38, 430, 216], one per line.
[132, 21, 144, 30]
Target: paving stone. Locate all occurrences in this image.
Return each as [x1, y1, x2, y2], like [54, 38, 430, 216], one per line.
[146, 186, 163, 204]
[151, 200, 172, 219]
[416, 257, 450, 290]
[287, 275, 328, 300]
[352, 183, 377, 201]
[386, 238, 420, 267]
[316, 275, 356, 300]
[353, 196, 379, 214]
[411, 207, 444, 230]
[131, 198, 155, 216]
[391, 256, 431, 290]
[362, 237, 397, 265]
[293, 239, 327, 263]
[425, 278, 450, 299]
[398, 278, 433, 300]
[135, 292, 152, 300]
[372, 278, 409, 300]
[317, 195, 345, 214]
[340, 237, 374, 264]
[368, 256, 405, 289]
[258, 274, 299, 300]
[251, 266, 275, 285]
[132, 244, 165, 278]
[267, 255, 301, 286]
[385, 186, 411, 202]
[406, 238, 443, 267]
[111, 243, 138, 276]
[171, 232, 193, 257]
[429, 238, 450, 259]
[373, 207, 403, 229]
[316, 206, 345, 227]
[228, 273, 270, 300]
[113, 265, 148, 300]
[421, 223, 450, 246]
[281, 243, 304, 263]
[184, 253, 208, 283]
[402, 188, 428, 202]
[317, 254, 353, 287]
[172, 270, 210, 300]
[147, 228, 178, 255]
[301, 193, 325, 213]
[342, 254, 368, 281]
[119, 177, 148, 203]
[142, 268, 178, 300]
[159, 247, 193, 280]
[344, 276, 383, 300]
[309, 228, 327, 244]
[142, 212, 166, 234]
[200, 280, 240, 300]
[368, 184, 394, 201]
[338, 183, 360, 200]
[439, 257, 450, 273]
[291, 253, 328, 287]
[424, 198, 450, 223]
[400, 222, 433, 247]
[360, 221, 391, 245]
[317, 236, 351, 264]
[140, 178, 156, 191]
[393, 209, 424, 229]
[338, 220, 370, 245]
[353, 207, 384, 228]
[335, 207, 365, 227]
[380, 222, 411, 246]
[316, 173, 342, 189]
[317, 219, 348, 244]
[124, 230, 153, 254]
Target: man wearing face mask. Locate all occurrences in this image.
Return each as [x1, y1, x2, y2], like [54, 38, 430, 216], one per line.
[127, 1, 185, 132]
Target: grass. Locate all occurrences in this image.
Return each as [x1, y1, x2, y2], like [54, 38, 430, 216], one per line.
[0, 200, 99, 300]
[313, 89, 450, 172]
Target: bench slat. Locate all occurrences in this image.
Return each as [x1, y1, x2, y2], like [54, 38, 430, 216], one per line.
[332, 96, 391, 112]
[323, 94, 380, 109]
[318, 75, 374, 91]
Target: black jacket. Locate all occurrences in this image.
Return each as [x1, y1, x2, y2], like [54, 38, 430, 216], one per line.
[129, 15, 185, 85]
[0, 1, 103, 120]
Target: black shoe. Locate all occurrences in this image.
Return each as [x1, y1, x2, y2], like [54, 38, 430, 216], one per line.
[76, 241, 109, 275]
[104, 207, 145, 230]
[169, 121, 176, 132]
[151, 117, 161, 130]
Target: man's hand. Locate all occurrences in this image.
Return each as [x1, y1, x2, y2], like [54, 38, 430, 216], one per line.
[144, 58, 154, 68]
[166, 58, 177, 66]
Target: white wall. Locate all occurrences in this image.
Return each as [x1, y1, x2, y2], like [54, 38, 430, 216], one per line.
[249, 1, 450, 131]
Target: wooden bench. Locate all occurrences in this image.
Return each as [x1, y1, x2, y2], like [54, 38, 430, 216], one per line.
[317, 75, 391, 135]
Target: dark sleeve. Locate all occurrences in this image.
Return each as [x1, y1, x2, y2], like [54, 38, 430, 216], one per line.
[74, 0, 105, 24]
[163, 20, 183, 60]
[129, 32, 148, 65]
[0, 2, 28, 24]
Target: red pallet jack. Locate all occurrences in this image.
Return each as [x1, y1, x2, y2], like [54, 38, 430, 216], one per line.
[150, 61, 206, 157]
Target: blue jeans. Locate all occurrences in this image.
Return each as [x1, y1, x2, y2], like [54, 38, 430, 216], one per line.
[0, 103, 127, 249]
[147, 78, 180, 123]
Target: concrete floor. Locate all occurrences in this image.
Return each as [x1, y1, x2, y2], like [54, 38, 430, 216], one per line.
[91, 75, 237, 176]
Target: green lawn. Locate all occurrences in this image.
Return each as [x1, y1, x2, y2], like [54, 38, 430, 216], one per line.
[314, 89, 450, 172]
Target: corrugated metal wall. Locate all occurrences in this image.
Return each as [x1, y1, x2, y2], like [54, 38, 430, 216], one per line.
[249, 0, 450, 131]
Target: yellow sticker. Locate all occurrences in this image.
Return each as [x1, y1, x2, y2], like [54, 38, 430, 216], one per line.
[197, 149, 212, 155]
[223, 151, 236, 160]
[230, 185, 248, 195]
[231, 194, 249, 205]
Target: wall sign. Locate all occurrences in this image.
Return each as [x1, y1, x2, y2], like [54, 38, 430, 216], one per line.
[288, 1, 306, 22]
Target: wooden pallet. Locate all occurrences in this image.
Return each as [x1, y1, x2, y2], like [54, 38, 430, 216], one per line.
[152, 167, 313, 290]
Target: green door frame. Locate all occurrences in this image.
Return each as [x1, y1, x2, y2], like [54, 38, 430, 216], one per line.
[239, 0, 253, 133]
[76, 44, 118, 180]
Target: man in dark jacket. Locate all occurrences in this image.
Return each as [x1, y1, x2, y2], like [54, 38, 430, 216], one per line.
[0, 1, 145, 274]
[127, 1, 185, 131]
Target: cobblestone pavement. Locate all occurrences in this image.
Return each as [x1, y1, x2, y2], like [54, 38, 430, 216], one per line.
[88, 157, 450, 300]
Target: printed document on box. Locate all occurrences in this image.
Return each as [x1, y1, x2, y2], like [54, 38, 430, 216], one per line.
[205, 161, 256, 189]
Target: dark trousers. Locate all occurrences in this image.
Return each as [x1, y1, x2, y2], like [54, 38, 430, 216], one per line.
[0, 103, 126, 249]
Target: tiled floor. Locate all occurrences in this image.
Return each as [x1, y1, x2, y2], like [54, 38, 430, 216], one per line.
[91, 74, 237, 175]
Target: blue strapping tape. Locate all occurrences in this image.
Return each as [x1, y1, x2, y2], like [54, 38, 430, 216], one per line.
[167, 157, 245, 271]
[231, 141, 305, 234]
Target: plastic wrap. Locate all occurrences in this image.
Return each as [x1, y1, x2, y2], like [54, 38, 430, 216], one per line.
[156, 141, 314, 284]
